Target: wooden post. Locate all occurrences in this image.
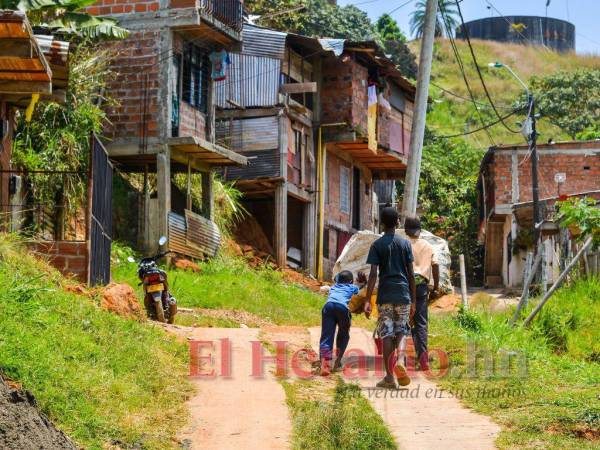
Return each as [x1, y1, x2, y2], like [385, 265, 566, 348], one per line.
[201, 170, 214, 221]
[523, 237, 593, 327]
[511, 251, 541, 326]
[156, 151, 171, 251]
[541, 244, 548, 294]
[459, 254, 468, 309]
[274, 182, 288, 267]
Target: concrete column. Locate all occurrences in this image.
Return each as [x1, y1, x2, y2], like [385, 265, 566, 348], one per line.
[274, 182, 288, 267]
[201, 170, 214, 221]
[156, 151, 171, 250]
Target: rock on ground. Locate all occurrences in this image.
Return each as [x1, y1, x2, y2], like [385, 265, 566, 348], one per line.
[101, 283, 143, 319]
[174, 258, 201, 273]
[0, 376, 77, 450]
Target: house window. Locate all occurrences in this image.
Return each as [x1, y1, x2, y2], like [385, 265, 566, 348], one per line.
[182, 42, 209, 113]
[340, 166, 350, 214]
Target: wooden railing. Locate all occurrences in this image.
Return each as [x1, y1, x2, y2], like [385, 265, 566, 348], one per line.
[200, 0, 243, 32]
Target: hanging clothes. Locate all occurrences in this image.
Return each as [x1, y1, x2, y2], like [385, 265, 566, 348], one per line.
[368, 85, 378, 153]
[209, 49, 230, 81]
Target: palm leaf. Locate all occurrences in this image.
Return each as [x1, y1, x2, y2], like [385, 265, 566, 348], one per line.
[48, 12, 129, 39]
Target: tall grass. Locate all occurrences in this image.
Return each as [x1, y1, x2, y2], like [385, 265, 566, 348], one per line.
[0, 235, 192, 449]
[430, 278, 600, 449]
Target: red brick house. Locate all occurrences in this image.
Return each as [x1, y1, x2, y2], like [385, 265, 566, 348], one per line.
[478, 140, 600, 287]
[216, 25, 415, 278]
[86, 0, 248, 257]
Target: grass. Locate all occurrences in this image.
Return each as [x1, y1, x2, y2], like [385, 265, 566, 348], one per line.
[283, 379, 396, 450]
[428, 278, 600, 449]
[0, 236, 192, 449]
[410, 38, 600, 148]
[112, 245, 328, 327]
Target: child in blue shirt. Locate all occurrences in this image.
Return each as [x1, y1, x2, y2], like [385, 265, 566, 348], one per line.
[319, 270, 367, 375]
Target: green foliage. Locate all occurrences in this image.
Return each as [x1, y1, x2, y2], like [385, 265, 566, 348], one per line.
[1, 0, 129, 39]
[0, 235, 191, 449]
[376, 13, 406, 43]
[284, 380, 396, 450]
[245, 0, 379, 41]
[531, 69, 600, 139]
[213, 179, 247, 235]
[455, 304, 483, 332]
[410, 0, 458, 38]
[430, 279, 600, 448]
[12, 44, 115, 210]
[402, 133, 484, 281]
[556, 197, 600, 244]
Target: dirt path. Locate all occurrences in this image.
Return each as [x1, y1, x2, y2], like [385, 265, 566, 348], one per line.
[308, 327, 500, 450]
[165, 326, 291, 450]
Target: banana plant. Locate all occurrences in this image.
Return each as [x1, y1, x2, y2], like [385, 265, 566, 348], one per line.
[0, 0, 129, 39]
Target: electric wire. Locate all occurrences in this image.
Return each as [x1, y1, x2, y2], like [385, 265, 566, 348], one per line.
[439, 4, 496, 145]
[435, 108, 520, 139]
[455, 0, 521, 134]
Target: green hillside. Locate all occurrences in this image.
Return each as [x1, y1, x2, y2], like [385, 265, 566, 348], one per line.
[417, 38, 600, 148]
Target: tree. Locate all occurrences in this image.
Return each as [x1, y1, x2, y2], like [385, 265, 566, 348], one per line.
[376, 13, 406, 43]
[375, 13, 417, 79]
[1, 0, 129, 39]
[245, 0, 378, 41]
[398, 130, 485, 282]
[531, 69, 600, 139]
[409, 0, 458, 38]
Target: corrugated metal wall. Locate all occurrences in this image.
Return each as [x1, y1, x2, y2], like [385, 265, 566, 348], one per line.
[216, 116, 279, 151]
[215, 24, 286, 109]
[215, 53, 281, 108]
[373, 180, 396, 205]
[223, 150, 280, 181]
[242, 24, 287, 59]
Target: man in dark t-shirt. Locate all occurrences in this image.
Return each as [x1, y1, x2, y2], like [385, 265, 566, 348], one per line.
[365, 207, 416, 389]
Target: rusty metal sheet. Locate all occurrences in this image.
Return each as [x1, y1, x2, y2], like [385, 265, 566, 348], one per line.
[168, 211, 221, 259]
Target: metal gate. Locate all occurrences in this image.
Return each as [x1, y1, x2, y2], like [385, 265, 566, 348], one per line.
[89, 134, 113, 286]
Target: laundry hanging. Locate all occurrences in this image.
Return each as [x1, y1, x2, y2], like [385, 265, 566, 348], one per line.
[209, 49, 230, 81]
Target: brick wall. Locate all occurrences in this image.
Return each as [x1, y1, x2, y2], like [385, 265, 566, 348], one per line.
[29, 241, 89, 283]
[85, 0, 160, 16]
[321, 58, 368, 133]
[102, 30, 161, 142]
[491, 145, 600, 206]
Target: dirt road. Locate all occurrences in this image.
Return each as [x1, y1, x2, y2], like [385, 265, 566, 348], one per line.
[309, 327, 500, 450]
[166, 326, 291, 450]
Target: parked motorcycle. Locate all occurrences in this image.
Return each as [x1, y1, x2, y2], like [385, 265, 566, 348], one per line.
[129, 236, 177, 323]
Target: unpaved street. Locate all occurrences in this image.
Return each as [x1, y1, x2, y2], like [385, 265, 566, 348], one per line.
[167, 326, 291, 450]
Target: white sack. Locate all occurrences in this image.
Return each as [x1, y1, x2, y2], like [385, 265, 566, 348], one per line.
[332, 229, 453, 294]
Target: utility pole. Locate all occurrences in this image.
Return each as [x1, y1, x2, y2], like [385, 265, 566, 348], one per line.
[529, 94, 541, 246]
[401, 0, 438, 218]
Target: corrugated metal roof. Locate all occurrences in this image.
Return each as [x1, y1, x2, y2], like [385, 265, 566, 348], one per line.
[215, 53, 280, 108]
[242, 23, 287, 59]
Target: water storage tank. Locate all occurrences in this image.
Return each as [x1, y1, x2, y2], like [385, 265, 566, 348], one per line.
[456, 16, 575, 52]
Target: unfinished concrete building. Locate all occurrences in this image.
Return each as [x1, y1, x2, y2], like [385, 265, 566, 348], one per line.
[217, 25, 415, 278]
[87, 0, 248, 256]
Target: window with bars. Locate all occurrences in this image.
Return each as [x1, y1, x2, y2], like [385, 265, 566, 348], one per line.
[182, 42, 209, 113]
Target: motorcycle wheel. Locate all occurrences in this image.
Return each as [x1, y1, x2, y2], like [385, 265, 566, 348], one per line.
[152, 293, 166, 323]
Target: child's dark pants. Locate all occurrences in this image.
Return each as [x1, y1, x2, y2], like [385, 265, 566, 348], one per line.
[411, 283, 429, 362]
[319, 302, 351, 362]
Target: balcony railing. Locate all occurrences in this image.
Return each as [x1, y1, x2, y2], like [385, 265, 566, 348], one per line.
[200, 0, 243, 32]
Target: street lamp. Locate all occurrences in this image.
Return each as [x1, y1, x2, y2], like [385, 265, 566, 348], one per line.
[488, 61, 541, 247]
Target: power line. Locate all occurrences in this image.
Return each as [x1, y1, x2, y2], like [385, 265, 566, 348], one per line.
[434, 109, 520, 139]
[440, 5, 496, 145]
[455, 0, 521, 134]
[430, 81, 514, 110]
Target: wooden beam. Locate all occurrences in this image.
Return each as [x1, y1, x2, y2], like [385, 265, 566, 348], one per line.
[280, 82, 317, 94]
[168, 136, 247, 166]
[0, 39, 33, 58]
[216, 107, 280, 120]
[0, 79, 51, 94]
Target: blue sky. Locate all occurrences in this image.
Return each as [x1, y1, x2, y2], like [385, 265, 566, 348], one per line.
[338, 0, 600, 54]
